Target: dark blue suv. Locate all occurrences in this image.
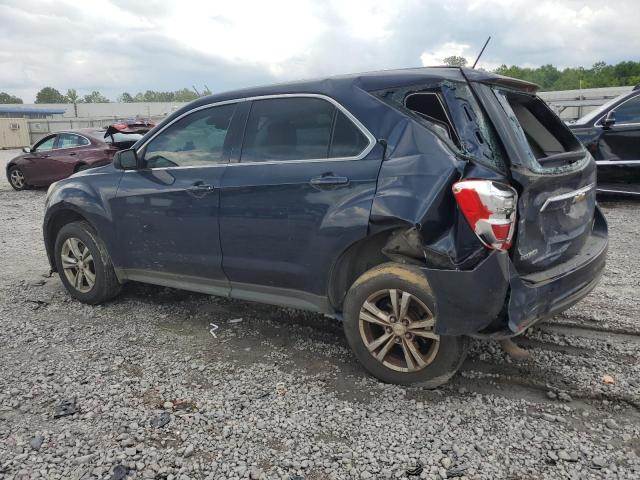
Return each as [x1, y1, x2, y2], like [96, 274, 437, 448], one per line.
[43, 67, 608, 387]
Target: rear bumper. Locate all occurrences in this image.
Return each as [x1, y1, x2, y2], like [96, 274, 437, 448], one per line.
[421, 207, 608, 337]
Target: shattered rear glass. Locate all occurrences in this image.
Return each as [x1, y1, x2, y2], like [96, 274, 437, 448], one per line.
[373, 80, 507, 173]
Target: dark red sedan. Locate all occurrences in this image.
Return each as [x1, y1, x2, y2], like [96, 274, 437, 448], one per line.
[6, 121, 155, 190]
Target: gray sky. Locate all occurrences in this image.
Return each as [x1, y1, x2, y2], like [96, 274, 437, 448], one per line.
[1, 0, 638, 102]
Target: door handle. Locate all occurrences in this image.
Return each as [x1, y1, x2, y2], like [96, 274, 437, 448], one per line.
[309, 174, 349, 187]
[69, 152, 77, 156]
[187, 183, 215, 195]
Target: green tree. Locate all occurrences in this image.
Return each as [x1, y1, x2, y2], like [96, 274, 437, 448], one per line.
[35, 87, 66, 103]
[0, 92, 23, 104]
[493, 60, 640, 91]
[83, 91, 110, 103]
[173, 88, 199, 102]
[118, 92, 134, 103]
[125, 88, 211, 102]
[65, 88, 82, 103]
[443, 55, 468, 67]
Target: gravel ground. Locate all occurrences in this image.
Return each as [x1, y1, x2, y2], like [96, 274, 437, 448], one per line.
[0, 149, 638, 480]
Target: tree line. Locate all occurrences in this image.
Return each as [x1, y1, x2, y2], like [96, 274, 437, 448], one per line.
[0, 86, 212, 104]
[444, 57, 640, 90]
[1, 60, 639, 104]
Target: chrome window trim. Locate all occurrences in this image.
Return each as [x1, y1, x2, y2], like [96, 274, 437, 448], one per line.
[124, 155, 381, 173]
[540, 183, 595, 212]
[135, 93, 377, 167]
[597, 187, 640, 196]
[594, 93, 640, 127]
[596, 160, 640, 165]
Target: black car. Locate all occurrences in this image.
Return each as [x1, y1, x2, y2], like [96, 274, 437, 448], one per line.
[569, 86, 640, 195]
[43, 67, 607, 387]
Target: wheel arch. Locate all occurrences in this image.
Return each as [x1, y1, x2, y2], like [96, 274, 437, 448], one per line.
[73, 162, 88, 172]
[327, 228, 400, 312]
[44, 208, 94, 272]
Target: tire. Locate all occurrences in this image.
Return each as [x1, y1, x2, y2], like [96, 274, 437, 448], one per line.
[8, 166, 28, 191]
[75, 164, 90, 172]
[343, 262, 469, 388]
[54, 221, 121, 304]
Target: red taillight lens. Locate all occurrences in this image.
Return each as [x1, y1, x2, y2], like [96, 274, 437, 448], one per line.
[452, 179, 518, 251]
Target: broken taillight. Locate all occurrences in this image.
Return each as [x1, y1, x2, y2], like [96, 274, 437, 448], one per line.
[452, 179, 518, 251]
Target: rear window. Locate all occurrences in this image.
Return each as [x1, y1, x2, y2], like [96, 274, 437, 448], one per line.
[493, 89, 582, 167]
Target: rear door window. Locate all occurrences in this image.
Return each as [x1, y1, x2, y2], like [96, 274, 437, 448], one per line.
[240, 97, 371, 162]
[57, 133, 88, 149]
[241, 97, 334, 161]
[143, 103, 236, 168]
[329, 110, 369, 158]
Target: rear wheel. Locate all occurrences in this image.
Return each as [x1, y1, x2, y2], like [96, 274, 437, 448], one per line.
[54, 221, 121, 304]
[8, 166, 27, 191]
[343, 263, 469, 388]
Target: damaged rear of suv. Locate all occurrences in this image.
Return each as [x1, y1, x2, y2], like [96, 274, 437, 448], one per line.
[43, 67, 607, 388]
[345, 68, 607, 386]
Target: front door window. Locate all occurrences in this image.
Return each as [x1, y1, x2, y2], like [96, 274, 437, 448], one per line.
[34, 136, 56, 152]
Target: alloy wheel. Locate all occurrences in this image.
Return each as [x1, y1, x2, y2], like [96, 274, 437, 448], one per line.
[10, 169, 25, 189]
[61, 237, 96, 293]
[358, 289, 439, 372]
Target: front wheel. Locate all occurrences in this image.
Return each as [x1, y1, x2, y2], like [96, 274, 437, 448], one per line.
[8, 166, 28, 190]
[54, 221, 121, 304]
[343, 263, 469, 388]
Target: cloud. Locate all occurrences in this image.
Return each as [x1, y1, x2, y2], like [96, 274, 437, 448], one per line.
[0, 0, 638, 102]
[420, 42, 472, 67]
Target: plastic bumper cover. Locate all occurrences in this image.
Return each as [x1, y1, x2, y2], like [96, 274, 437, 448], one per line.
[421, 208, 608, 336]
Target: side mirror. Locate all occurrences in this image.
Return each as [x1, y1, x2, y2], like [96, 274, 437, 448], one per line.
[113, 149, 139, 170]
[22, 146, 31, 153]
[602, 110, 616, 128]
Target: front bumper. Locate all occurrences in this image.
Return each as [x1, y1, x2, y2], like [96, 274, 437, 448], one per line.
[421, 207, 608, 337]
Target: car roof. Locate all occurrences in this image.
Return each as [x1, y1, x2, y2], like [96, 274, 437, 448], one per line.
[177, 66, 538, 111]
[153, 67, 537, 135]
[50, 129, 105, 141]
